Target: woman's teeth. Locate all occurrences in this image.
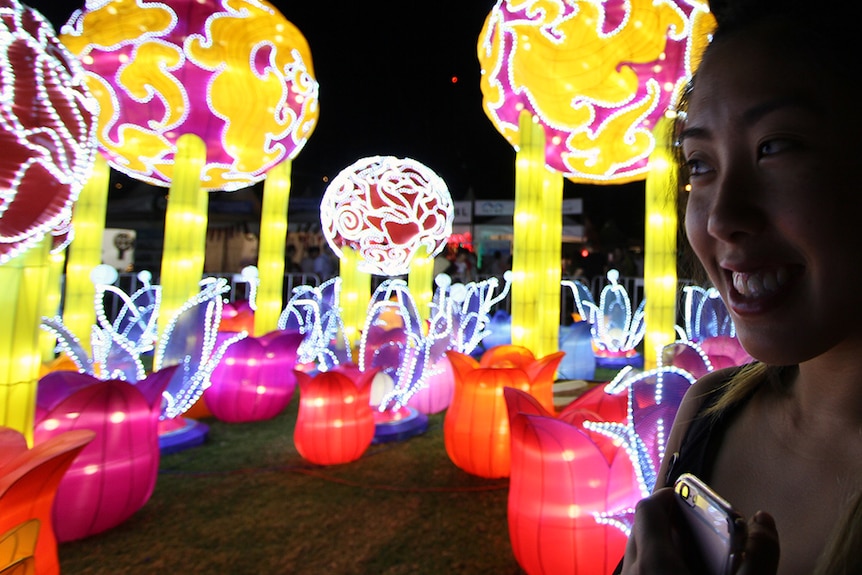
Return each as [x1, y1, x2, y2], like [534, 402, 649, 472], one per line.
[731, 267, 789, 297]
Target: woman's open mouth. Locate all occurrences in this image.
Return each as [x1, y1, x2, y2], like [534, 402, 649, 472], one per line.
[725, 265, 801, 315]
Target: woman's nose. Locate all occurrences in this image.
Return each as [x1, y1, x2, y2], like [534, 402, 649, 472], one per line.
[706, 165, 766, 242]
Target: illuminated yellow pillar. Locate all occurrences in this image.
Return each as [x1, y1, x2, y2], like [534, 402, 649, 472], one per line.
[0, 237, 52, 445]
[339, 246, 371, 348]
[407, 245, 434, 326]
[157, 134, 208, 345]
[538, 168, 563, 359]
[643, 115, 678, 369]
[62, 154, 110, 353]
[511, 110, 545, 353]
[255, 160, 292, 337]
[40, 249, 68, 362]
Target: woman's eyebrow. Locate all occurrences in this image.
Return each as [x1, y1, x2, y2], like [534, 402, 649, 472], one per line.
[676, 96, 822, 147]
[741, 96, 822, 125]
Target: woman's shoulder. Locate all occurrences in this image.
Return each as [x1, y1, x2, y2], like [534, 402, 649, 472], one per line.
[655, 366, 749, 489]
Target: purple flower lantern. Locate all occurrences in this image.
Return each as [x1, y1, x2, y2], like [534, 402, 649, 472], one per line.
[205, 330, 304, 423]
[33, 368, 173, 542]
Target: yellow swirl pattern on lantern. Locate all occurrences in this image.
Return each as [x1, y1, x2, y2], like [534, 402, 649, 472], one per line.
[60, 0, 319, 191]
[479, 0, 712, 183]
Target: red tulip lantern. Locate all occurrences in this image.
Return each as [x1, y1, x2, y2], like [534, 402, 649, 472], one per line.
[505, 387, 638, 575]
[33, 369, 171, 542]
[444, 347, 563, 478]
[0, 426, 93, 575]
[205, 330, 304, 423]
[293, 367, 377, 465]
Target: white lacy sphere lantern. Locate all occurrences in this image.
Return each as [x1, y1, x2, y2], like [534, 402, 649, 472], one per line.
[320, 155, 454, 276]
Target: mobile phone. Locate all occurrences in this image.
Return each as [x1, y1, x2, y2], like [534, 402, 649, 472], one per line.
[674, 473, 747, 575]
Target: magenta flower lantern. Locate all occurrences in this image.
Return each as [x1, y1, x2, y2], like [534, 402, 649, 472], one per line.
[205, 330, 304, 423]
[0, 426, 93, 575]
[478, 0, 713, 183]
[0, 0, 97, 264]
[505, 387, 636, 575]
[293, 367, 377, 466]
[320, 155, 454, 276]
[59, 0, 319, 191]
[663, 337, 753, 378]
[33, 368, 172, 542]
[406, 355, 454, 415]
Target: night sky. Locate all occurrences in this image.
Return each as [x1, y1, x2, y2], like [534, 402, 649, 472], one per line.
[22, 0, 646, 242]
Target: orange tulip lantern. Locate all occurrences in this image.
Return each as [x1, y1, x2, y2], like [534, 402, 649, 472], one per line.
[444, 347, 563, 478]
[505, 387, 637, 575]
[293, 367, 377, 466]
[0, 426, 94, 575]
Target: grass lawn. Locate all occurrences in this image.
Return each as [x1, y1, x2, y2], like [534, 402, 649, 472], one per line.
[57, 396, 528, 575]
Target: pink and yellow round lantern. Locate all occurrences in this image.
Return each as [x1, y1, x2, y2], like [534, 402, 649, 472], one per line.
[33, 368, 172, 542]
[205, 330, 304, 423]
[59, 0, 319, 191]
[444, 347, 563, 479]
[478, 0, 712, 183]
[293, 367, 377, 466]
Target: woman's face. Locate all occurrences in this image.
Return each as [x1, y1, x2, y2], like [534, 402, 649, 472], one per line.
[681, 28, 862, 365]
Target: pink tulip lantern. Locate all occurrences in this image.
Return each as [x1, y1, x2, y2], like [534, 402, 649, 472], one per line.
[33, 368, 172, 542]
[444, 347, 564, 478]
[406, 355, 454, 415]
[505, 387, 637, 575]
[293, 367, 377, 465]
[205, 330, 304, 423]
[559, 381, 628, 424]
[0, 426, 93, 575]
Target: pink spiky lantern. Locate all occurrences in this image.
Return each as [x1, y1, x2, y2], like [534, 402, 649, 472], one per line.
[444, 347, 564, 479]
[205, 330, 304, 423]
[59, 0, 319, 191]
[505, 388, 637, 575]
[478, 0, 712, 183]
[293, 367, 378, 466]
[33, 368, 172, 542]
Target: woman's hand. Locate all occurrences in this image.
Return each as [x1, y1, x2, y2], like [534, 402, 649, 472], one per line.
[620, 488, 780, 574]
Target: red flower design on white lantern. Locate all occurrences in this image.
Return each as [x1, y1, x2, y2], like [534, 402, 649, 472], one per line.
[320, 156, 454, 276]
[0, 0, 97, 264]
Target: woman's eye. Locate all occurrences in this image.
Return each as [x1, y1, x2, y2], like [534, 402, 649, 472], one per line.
[685, 157, 712, 177]
[758, 139, 794, 158]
